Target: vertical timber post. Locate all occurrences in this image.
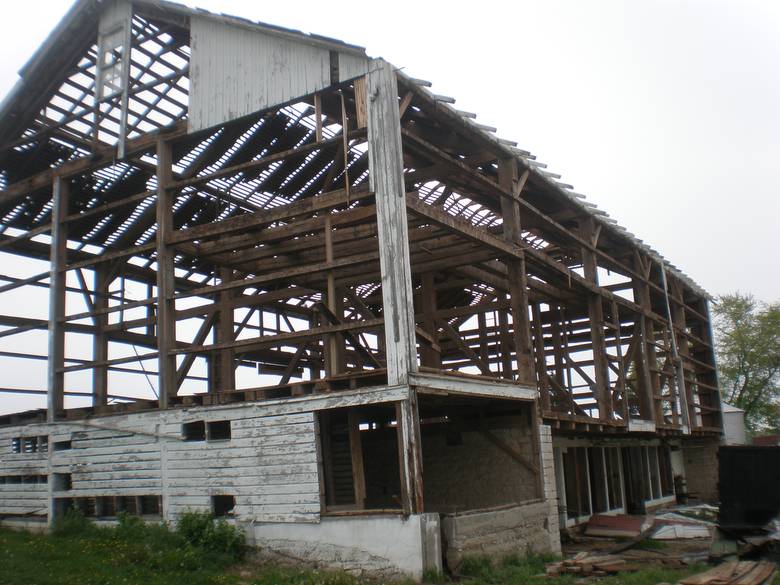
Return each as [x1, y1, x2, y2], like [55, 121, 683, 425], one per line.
[92, 266, 109, 406]
[367, 59, 423, 513]
[498, 159, 534, 384]
[580, 216, 612, 420]
[217, 266, 235, 391]
[367, 59, 417, 385]
[156, 139, 176, 408]
[632, 251, 659, 423]
[47, 177, 68, 422]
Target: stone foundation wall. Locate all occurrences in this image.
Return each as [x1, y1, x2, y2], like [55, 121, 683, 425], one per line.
[441, 500, 556, 571]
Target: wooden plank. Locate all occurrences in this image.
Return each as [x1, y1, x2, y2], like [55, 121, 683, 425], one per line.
[580, 216, 613, 420]
[347, 410, 366, 509]
[367, 60, 418, 386]
[92, 267, 109, 406]
[47, 177, 68, 422]
[499, 158, 534, 384]
[156, 139, 175, 408]
[167, 184, 372, 246]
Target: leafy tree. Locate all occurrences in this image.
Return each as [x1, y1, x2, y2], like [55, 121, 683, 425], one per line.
[713, 293, 780, 432]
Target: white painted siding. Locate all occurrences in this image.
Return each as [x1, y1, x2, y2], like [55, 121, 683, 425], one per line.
[0, 424, 48, 517]
[189, 16, 332, 132]
[0, 403, 322, 524]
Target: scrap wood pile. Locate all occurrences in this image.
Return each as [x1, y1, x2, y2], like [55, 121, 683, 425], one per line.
[545, 551, 641, 577]
[678, 561, 777, 585]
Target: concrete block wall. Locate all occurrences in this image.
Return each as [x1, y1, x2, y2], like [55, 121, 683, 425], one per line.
[421, 416, 538, 513]
[538, 424, 562, 555]
[681, 438, 720, 503]
[250, 513, 441, 580]
[441, 500, 555, 571]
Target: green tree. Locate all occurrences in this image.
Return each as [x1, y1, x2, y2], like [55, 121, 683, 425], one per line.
[713, 293, 780, 432]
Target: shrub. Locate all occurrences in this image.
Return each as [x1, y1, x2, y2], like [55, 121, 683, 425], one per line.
[175, 510, 246, 561]
[52, 508, 98, 537]
[457, 555, 493, 577]
[422, 567, 448, 583]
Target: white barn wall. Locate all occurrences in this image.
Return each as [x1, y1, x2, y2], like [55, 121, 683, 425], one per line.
[189, 17, 369, 133]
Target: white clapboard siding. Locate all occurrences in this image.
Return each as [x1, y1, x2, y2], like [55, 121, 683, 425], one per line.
[0, 484, 47, 516]
[0, 404, 323, 524]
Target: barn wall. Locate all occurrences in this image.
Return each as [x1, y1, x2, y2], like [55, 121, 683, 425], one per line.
[421, 416, 538, 513]
[188, 17, 369, 132]
[0, 425, 48, 519]
[0, 403, 321, 524]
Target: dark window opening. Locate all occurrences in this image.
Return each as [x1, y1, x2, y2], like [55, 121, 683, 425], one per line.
[64, 496, 162, 519]
[658, 446, 674, 496]
[319, 405, 402, 512]
[139, 495, 161, 515]
[212, 495, 235, 517]
[207, 420, 231, 441]
[10, 437, 20, 453]
[96, 496, 116, 517]
[53, 473, 72, 491]
[588, 447, 608, 514]
[53, 440, 72, 451]
[563, 447, 591, 519]
[605, 447, 624, 510]
[182, 421, 206, 441]
[117, 496, 138, 514]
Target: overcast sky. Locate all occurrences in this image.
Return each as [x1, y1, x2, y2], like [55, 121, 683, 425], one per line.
[0, 1, 778, 413]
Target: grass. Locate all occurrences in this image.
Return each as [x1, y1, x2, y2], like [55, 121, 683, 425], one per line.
[0, 510, 246, 585]
[0, 518, 728, 585]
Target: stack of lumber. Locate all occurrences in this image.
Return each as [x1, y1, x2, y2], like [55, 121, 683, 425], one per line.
[679, 561, 777, 585]
[545, 552, 637, 577]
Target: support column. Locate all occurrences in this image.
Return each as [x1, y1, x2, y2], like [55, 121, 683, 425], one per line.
[498, 159, 534, 384]
[662, 267, 691, 430]
[323, 216, 346, 376]
[214, 266, 235, 392]
[632, 251, 659, 423]
[92, 266, 109, 406]
[396, 396, 424, 513]
[156, 139, 176, 408]
[580, 216, 612, 420]
[47, 177, 68, 422]
[367, 60, 422, 514]
[366, 59, 417, 386]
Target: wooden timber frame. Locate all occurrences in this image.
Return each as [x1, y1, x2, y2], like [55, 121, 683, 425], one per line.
[0, 0, 722, 496]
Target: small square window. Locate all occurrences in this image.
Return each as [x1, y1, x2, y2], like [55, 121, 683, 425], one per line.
[212, 495, 235, 517]
[53, 440, 72, 451]
[138, 495, 161, 516]
[11, 438, 21, 454]
[182, 421, 206, 441]
[23, 437, 38, 453]
[53, 473, 72, 491]
[207, 420, 231, 441]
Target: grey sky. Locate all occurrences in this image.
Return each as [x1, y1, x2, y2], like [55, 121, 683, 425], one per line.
[0, 0, 777, 416]
[2, 0, 778, 302]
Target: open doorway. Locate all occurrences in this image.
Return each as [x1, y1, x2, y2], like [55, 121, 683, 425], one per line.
[318, 404, 403, 512]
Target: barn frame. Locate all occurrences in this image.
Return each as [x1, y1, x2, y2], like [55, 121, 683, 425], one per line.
[0, 0, 723, 577]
